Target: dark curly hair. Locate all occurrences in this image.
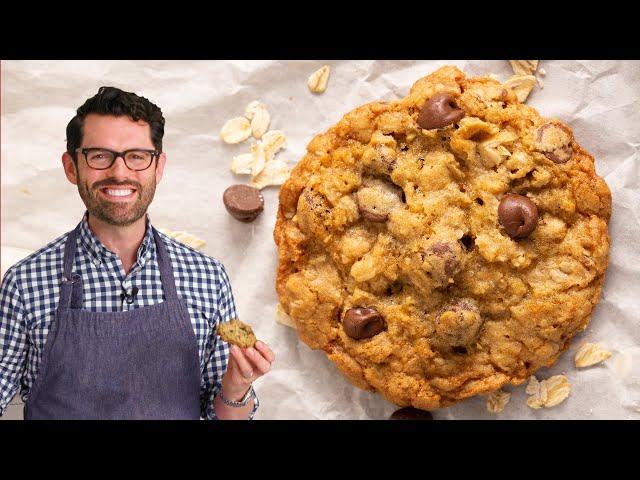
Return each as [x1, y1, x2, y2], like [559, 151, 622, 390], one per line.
[66, 86, 165, 160]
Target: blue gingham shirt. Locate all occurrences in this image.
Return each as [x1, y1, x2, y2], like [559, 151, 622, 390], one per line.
[0, 211, 258, 419]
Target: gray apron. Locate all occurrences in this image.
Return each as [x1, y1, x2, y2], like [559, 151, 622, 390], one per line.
[24, 223, 201, 420]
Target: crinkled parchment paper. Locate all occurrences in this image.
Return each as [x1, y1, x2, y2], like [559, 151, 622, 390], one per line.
[2, 60, 638, 419]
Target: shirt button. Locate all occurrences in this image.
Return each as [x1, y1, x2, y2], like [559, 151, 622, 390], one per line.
[93, 259, 100, 266]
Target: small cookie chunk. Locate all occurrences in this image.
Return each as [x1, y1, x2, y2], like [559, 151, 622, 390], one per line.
[223, 184, 264, 222]
[216, 318, 257, 348]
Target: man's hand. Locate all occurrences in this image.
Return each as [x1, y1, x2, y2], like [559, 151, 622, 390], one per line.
[221, 340, 275, 400]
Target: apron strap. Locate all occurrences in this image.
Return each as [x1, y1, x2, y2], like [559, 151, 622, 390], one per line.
[152, 227, 180, 303]
[62, 223, 82, 280]
[58, 224, 83, 309]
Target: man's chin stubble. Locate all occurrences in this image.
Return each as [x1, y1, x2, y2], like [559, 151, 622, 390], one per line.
[80, 184, 151, 227]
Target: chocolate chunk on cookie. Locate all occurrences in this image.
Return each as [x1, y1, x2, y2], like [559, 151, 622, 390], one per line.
[417, 93, 465, 129]
[498, 194, 538, 239]
[223, 184, 264, 222]
[343, 307, 386, 340]
[216, 318, 257, 348]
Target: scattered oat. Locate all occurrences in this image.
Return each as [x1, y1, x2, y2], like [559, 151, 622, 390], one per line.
[262, 130, 288, 160]
[20, 186, 32, 195]
[250, 141, 267, 177]
[486, 390, 511, 413]
[526, 375, 571, 409]
[158, 228, 206, 250]
[538, 68, 547, 77]
[574, 343, 612, 368]
[509, 60, 539, 76]
[537, 77, 545, 89]
[251, 103, 270, 139]
[503, 74, 537, 103]
[230, 153, 254, 175]
[220, 117, 252, 144]
[249, 157, 291, 190]
[308, 65, 331, 93]
[525, 375, 541, 395]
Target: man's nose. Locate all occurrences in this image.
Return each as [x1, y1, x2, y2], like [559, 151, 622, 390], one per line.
[108, 155, 132, 177]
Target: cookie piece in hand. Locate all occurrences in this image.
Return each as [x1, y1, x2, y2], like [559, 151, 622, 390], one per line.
[216, 318, 257, 348]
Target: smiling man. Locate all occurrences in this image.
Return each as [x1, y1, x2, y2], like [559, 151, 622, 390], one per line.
[0, 86, 274, 420]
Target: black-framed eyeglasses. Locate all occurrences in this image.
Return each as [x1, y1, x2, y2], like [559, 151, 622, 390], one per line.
[75, 147, 160, 171]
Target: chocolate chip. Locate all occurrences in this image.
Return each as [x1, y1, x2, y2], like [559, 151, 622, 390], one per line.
[417, 93, 465, 130]
[498, 194, 538, 239]
[223, 184, 264, 222]
[389, 407, 433, 420]
[343, 307, 385, 340]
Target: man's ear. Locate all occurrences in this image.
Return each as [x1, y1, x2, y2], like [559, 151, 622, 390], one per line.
[155, 152, 166, 184]
[62, 152, 79, 185]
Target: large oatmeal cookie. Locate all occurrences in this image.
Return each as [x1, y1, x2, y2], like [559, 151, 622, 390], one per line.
[273, 66, 611, 410]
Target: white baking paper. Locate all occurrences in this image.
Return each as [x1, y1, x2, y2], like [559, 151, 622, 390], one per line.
[1, 60, 639, 419]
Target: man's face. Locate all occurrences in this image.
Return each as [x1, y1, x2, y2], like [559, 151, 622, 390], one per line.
[62, 114, 166, 227]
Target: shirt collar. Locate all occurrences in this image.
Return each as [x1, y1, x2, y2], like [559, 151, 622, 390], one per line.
[78, 211, 156, 267]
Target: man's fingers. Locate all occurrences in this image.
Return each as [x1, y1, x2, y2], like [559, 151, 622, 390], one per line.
[230, 345, 254, 379]
[244, 347, 271, 375]
[255, 341, 275, 363]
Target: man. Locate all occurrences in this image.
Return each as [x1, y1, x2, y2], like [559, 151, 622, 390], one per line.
[0, 86, 274, 419]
